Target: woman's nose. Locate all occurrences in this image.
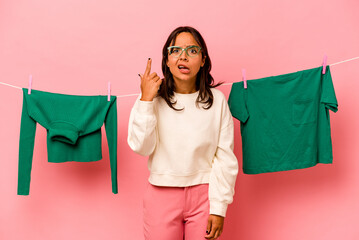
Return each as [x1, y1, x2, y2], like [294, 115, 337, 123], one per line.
[179, 50, 188, 60]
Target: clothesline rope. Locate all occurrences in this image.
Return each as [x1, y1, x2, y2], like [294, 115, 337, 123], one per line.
[1, 56, 358, 97]
[0, 82, 22, 90]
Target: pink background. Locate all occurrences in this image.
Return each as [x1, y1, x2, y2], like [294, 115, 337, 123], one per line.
[1, 0, 358, 239]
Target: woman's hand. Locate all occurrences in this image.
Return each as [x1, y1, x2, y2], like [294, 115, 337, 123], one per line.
[205, 214, 224, 239]
[139, 58, 162, 101]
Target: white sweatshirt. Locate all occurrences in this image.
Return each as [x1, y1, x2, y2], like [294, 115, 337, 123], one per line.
[127, 88, 238, 217]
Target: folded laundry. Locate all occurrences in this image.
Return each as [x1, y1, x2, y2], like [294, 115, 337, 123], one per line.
[18, 88, 118, 195]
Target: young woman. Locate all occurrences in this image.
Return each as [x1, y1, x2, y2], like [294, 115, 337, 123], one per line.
[127, 26, 238, 240]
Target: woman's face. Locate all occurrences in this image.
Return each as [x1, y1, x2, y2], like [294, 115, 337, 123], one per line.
[166, 32, 206, 88]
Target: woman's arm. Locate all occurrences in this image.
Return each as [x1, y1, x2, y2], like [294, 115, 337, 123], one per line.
[127, 96, 157, 156]
[209, 92, 239, 217]
[127, 59, 161, 156]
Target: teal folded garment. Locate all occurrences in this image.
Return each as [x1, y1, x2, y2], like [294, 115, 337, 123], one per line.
[18, 88, 118, 195]
[228, 66, 338, 174]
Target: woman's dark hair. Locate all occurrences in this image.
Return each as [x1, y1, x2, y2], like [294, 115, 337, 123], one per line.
[158, 26, 223, 111]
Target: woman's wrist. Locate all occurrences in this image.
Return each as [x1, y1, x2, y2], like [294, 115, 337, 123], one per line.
[140, 97, 153, 101]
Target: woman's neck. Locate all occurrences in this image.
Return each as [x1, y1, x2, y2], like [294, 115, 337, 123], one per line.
[173, 79, 197, 94]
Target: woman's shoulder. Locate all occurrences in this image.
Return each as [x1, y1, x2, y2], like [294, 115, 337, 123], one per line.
[210, 87, 226, 102]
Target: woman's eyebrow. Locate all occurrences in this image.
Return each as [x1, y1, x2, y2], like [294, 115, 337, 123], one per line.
[174, 44, 198, 47]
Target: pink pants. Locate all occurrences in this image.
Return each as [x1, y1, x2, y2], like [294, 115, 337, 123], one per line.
[143, 183, 210, 240]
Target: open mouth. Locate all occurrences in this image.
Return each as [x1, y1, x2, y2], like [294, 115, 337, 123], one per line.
[178, 65, 190, 73]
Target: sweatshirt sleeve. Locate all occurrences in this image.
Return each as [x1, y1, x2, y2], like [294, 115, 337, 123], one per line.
[104, 97, 118, 194]
[208, 95, 239, 217]
[18, 89, 37, 195]
[127, 95, 157, 156]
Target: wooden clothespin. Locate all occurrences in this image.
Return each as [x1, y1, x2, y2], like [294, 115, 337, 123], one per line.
[242, 69, 247, 89]
[108, 82, 111, 101]
[28, 74, 32, 94]
[322, 54, 327, 74]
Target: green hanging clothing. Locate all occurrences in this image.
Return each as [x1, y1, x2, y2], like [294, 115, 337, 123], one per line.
[228, 66, 338, 174]
[18, 88, 118, 195]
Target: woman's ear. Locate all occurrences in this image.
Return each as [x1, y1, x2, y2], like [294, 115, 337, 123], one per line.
[201, 56, 206, 67]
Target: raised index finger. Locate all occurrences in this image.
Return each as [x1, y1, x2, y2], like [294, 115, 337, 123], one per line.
[144, 58, 152, 76]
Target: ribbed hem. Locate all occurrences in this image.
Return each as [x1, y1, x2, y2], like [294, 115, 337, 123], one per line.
[148, 170, 211, 187]
[209, 200, 228, 217]
[17, 189, 30, 196]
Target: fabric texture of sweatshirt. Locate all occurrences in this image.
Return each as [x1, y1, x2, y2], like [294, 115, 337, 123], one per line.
[18, 88, 118, 195]
[127, 88, 239, 217]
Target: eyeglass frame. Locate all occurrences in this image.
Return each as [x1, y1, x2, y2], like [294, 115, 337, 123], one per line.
[167, 45, 202, 58]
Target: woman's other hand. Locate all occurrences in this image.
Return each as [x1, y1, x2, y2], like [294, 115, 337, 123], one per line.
[205, 214, 224, 239]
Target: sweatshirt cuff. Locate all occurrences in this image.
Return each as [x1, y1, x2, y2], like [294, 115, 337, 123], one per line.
[137, 99, 155, 115]
[209, 200, 228, 217]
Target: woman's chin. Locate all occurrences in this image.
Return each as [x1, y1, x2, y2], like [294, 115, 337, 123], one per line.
[173, 74, 194, 82]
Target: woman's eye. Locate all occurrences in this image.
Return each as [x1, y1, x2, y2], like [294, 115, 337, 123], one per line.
[170, 48, 180, 54]
[188, 48, 198, 54]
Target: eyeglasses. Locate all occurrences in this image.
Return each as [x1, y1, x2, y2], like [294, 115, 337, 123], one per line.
[167, 45, 202, 58]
